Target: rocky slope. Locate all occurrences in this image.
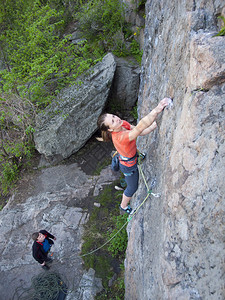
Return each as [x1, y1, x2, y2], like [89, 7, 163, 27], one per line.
[125, 1, 225, 299]
[0, 140, 118, 300]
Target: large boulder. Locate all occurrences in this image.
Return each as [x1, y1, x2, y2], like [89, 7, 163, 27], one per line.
[34, 53, 116, 164]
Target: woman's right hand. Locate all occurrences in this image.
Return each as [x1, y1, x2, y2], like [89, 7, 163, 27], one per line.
[129, 97, 171, 141]
[156, 98, 171, 113]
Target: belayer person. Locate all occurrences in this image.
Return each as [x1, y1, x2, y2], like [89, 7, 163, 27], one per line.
[97, 97, 170, 214]
[32, 229, 56, 270]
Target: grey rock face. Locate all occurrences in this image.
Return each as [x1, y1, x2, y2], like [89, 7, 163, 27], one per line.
[0, 163, 119, 300]
[110, 56, 140, 110]
[34, 53, 116, 163]
[68, 268, 103, 300]
[125, 1, 225, 300]
[122, 0, 145, 49]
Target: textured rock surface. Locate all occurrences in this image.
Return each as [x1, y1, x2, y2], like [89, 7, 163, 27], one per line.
[0, 161, 119, 300]
[125, 1, 225, 300]
[68, 268, 103, 300]
[122, 0, 145, 49]
[34, 53, 116, 163]
[109, 56, 140, 110]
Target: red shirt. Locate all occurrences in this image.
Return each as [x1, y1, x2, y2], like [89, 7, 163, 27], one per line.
[111, 120, 137, 167]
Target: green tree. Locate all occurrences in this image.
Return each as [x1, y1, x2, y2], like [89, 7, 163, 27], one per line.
[75, 0, 143, 60]
[0, 0, 143, 203]
[0, 0, 96, 106]
[76, 0, 126, 51]
[0, 93, 36, 199]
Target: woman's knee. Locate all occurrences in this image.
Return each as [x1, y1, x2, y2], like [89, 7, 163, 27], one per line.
[122, 167, 139, 196]
[124, 185, 138, 197]
[124, 177, 139, 197]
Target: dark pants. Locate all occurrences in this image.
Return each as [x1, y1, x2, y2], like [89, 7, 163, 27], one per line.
[119, 162, 139, 197]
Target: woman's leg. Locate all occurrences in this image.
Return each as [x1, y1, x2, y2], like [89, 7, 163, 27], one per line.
[120, 168, 139, 209]
[120, 194, 132, 209]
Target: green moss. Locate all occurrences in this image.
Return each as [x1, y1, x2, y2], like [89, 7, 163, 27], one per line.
[81, 181, 127, 296]
[93, 157, 111, 175]
[107, 214, 128, 259]
[108, 99, 124, 114]
[131, 105, 138, 120]
[96, 263, 125, 299]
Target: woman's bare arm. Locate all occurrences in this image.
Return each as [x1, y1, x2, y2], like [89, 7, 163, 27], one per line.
[129, 98, 170, 141]
[139, 121, 157, 136]
[130, 122, 157, 135]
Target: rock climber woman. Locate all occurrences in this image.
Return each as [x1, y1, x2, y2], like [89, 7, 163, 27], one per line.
[97, 97, 171, 214]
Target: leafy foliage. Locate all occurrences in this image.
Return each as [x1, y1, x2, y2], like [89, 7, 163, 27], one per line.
[0, 161, 19, 195]
[96, 267, 125, 300]
[107, 214, 128, 258]
[0, 0, 97, 107]
[0, 93, 36, 200]
[0, 0, 143, 204]
[76, 0, 125, 45]
[130, 39, 143, 63]
[131, 105, 138, 120]
[0, 0, 143, 107]
[76, 0, 143, 60]
[214, 16, 225, 36]
[135, 0, 147, 11]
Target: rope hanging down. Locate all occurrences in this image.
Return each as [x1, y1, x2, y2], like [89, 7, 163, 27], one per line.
[14, 160, 159, 300]
[49, 160, 160, 261]
[80, 160, 160, 257]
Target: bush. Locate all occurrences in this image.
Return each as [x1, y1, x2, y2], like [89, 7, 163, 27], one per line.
[0, 93, 35, 200]
[0, 161, 19, 195]
[130, 39, 143, 63]
[0, 0, 97, 107]
[76, 0, 125, 42]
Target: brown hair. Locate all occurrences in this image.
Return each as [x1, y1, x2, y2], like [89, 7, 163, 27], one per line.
[97, 114, 112, 142]
[32, 232, 39, 241]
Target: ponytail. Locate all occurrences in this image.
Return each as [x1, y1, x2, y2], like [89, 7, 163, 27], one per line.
[101, 130, 112, 142]
[97, 114, 112, 142]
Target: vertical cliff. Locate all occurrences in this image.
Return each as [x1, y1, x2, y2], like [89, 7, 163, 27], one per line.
[125, 1, 225, 299]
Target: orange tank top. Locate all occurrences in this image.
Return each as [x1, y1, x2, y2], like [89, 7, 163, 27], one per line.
[111, 120, 137, 167]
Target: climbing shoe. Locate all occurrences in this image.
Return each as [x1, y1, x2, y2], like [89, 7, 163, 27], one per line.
[42, 265, 50, 271]
[46, 257, 53, 263]
[120, 178, 127, 188]
[115, 178, 127, 191]
[119, 205, 132, 215]
[115, 185, 124, 191]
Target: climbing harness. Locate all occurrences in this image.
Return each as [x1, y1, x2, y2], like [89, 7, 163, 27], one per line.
[111, 150, 138, 172]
